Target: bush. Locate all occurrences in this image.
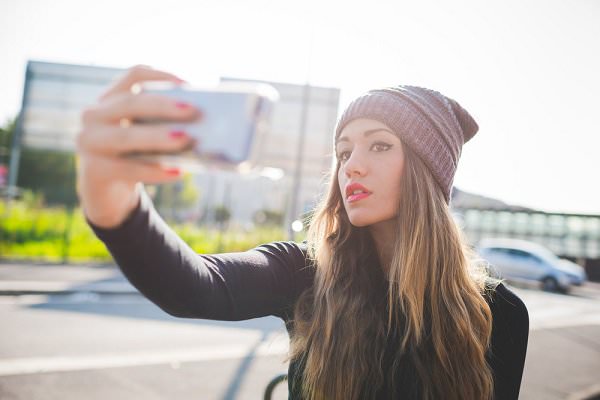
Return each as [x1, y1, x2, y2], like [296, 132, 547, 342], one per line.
[0, 194, 288, 262]
[253, 209, 284, 227]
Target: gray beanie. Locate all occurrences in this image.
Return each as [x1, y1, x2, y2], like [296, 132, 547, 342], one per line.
[334, 85, 478, 204]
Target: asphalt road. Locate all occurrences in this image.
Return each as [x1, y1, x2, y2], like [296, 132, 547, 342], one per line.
[1, 263, 599, 400]
[0, 293, 290, 400]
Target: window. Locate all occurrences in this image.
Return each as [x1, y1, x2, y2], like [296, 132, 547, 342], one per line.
[507, 249, 531, 260]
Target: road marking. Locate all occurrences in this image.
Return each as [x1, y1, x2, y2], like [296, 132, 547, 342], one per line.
[510, 287, 600, 330]
[530, 313, 600, 330]
[0, 341, 289, 377]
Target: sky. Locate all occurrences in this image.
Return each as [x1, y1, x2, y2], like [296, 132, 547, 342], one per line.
[1, 0, 599, 214]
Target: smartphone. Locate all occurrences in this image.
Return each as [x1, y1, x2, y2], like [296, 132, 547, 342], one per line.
[125, 81, 279, 171]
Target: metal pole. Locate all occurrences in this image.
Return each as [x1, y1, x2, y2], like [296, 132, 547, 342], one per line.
[217, 180, 231, 252]
[286, 18, 315, 241]
[61, 206, 75, 264]
[287, 83, 310, 240]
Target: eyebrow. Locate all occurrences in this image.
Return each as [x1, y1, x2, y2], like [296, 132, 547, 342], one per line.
[335, 128, 395, 145]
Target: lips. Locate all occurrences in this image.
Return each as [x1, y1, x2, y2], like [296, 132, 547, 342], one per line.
[345, 182, 372, 202]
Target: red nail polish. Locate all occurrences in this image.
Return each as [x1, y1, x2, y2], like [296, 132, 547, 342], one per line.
[175, 102, 190, 109]
[164, 168, 181, 176]
[169, 130, 187, 139]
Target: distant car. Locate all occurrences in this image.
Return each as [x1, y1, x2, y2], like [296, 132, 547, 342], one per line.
[476, 238, 587, 293]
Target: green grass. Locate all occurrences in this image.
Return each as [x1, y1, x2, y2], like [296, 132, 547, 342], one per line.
[0, 198, 296, 263]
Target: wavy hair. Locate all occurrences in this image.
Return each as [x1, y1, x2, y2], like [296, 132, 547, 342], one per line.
[286, 145, 502, 400]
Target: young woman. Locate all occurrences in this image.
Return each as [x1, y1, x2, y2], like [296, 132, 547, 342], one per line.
[78, 66, 529, 400]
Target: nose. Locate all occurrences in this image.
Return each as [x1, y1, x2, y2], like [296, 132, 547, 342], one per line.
[343, 150, 367, 178]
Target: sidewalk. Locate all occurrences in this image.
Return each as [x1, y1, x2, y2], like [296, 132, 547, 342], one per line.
[0, 261, 136, 295]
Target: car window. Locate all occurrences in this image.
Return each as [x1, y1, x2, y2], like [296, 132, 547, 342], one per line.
[508, 249, 543, 263]
[507, 249, 526, 258]
[482, 245, 548, 264]
[529, 254, 544, 264]
[485, 247, 507, 255]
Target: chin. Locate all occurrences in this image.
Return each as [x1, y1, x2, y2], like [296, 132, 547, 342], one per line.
[346, 209, 397, 228]
[346, 213, 378, 227]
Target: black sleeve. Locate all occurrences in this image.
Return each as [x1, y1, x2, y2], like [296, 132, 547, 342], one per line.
[86, 186, 313, 321]
[487, 283, 530, 400]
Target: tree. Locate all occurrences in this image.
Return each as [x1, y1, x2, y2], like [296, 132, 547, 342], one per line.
[19, 149, 77, 207]
[154, 173, 200, 222]
[253, 209, 284, 227]
[213, 205, 231, 225]
[0, 118, 16, 167]
[1, 118, 77, 207]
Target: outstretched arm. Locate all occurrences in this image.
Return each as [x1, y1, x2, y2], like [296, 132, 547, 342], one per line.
[87, 186, 312, 321]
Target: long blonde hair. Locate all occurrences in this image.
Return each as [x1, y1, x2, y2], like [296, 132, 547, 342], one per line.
[286, 146, 501, 399]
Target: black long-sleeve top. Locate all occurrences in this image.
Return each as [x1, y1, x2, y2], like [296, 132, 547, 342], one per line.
[88, 189, 529, 399]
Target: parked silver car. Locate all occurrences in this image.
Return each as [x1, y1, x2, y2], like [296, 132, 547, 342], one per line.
[476, 238, 587, 293]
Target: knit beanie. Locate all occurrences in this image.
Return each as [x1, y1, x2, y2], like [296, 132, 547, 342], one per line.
[334, 86, 478, 204]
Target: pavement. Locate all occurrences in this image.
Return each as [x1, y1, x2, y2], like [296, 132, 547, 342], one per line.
[0, 261, 136, 295]
[1, 260, 600, 400]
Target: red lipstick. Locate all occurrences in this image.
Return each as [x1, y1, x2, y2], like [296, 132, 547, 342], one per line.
[345, 183, 372, 203]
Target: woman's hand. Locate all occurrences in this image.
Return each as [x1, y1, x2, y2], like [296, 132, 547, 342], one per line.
[76, 65, 201, 228]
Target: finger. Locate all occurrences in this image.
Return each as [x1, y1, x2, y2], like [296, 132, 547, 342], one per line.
[78, 123, 198, 156]
[84, 92, 201, 124]
[122, 159, 185, 184]
[83, 154, 185, 185]
[100, 65, 184, 101]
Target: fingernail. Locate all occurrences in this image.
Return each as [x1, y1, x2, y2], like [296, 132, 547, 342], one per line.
[169, 130, 188, 139]
[164, 168, 181, 176]
[175, 102, 191, 109]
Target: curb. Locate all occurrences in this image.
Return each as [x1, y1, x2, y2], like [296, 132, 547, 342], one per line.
[0, 282, 138, 296]
[0, 259, 115, 268]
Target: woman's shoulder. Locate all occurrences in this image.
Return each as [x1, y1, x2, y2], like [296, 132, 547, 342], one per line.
[484, 281, 529, 329]
[253, 239, 309, 261]
[484, 282, 530, 399]
[252, 240, 314, 278]
[252, 240, 314, 320]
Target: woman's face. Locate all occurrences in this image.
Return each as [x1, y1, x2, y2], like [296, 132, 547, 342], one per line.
[336, 118, 405, 227]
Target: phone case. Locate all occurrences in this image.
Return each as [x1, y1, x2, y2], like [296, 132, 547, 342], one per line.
[125, 82, 279, 172]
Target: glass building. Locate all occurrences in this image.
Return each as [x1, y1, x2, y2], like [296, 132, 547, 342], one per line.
[453, 207, 600, 280]
[13, 60, 341, 232]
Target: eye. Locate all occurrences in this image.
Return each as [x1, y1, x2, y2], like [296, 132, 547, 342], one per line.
[371, 141, 392, 152]
[337, 150, 350, 162]
[336, 142, 392, 162]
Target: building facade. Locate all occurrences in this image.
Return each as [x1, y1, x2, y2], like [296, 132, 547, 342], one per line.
[13, 60, 341, 232]
[218, 77, 340, 229]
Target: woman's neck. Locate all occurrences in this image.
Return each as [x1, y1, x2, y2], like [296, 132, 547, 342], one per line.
[369, 219, 396, 274]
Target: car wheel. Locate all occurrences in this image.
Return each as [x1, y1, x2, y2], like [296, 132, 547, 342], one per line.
[541, 276, 559, 292]
[559, 285, 571, 295]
